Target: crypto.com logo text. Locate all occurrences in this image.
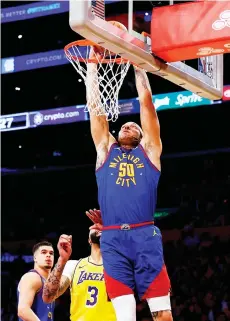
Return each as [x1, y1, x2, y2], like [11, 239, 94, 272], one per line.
[33, 111, 79, 126]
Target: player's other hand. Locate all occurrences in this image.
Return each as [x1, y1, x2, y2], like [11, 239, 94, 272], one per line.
[57, 234, 72, 263]
[86, 209, 103, 225]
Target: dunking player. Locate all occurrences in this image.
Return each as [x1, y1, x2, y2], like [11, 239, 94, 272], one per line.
[86, 47, 173, 321]
[17, 241, 55, 321]
[42, 230, 116, 321]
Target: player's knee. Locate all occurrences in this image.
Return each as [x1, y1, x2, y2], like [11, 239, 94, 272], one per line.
[112, 294, 136, 321]
[151, 310, 173, 321]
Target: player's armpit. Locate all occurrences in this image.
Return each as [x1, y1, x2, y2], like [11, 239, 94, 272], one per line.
[134, 67, 162, 168]
[95, 141, 109, 170]
[95, 133, 116, 170]
[143, 141, 162, 172]
[90, 115, 110, 150]
[134, 67, 162, 147]
[18, 273, 41, 321]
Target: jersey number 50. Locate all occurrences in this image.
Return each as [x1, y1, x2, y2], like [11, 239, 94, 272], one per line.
[86, 286, 99, 307]
[119, 163, 135, 177]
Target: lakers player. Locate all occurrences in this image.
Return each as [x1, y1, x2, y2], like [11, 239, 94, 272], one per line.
[42, 230, 116, 321]
[18, 241, 55, 321]
[87, 46, 172, 321]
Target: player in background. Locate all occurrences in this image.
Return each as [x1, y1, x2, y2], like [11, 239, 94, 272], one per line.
[86, 46, 173, 321]
[17, 241, 55, 321]
[42, 229, 116, 321]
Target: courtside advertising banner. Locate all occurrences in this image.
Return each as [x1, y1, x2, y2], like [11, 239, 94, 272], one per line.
[153, 91, 213, 110]
[29, 106, 87, 128]
[1, 0, 123, 23]
[1, 2, 69, 23]
[0, 88, 225, 132]
[1, 50, 68, 74]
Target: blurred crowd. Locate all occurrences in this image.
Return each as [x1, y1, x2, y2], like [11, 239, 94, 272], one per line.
[2, 231, 230, 321]
[2, 153, 230, 321]
[137, 232, 230, 321]
[2, 153, 230, 243]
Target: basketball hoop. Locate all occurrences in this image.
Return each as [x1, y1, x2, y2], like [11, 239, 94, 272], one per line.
[64, 39, 130, 122]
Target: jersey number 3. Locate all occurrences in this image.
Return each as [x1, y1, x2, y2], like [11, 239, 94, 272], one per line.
[86, 286, 99, 307]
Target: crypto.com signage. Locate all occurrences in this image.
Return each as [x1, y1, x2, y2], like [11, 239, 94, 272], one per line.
[1, 50, 69, 74]
[0, 106, 87, 132]
[0, 90, 215, 132]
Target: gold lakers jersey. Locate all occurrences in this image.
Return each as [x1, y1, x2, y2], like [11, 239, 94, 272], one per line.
[70, 257, 116, 321]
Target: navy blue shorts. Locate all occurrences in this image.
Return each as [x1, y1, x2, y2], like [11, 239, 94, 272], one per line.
[100, 224, 171, 300]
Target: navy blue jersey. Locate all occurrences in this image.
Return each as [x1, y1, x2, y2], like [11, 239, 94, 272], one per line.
[96, 143, 160, 226]
[18, 270, 54, 321]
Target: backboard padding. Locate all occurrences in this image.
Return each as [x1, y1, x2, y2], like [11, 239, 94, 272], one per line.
[69, 0, 223, 100]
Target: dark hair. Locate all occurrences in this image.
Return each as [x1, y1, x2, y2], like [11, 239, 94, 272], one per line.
[89, 231, 101, 245]
[32, 241, 53, 254]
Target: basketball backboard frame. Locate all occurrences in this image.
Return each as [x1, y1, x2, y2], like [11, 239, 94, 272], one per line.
[69, 0, 223, 100]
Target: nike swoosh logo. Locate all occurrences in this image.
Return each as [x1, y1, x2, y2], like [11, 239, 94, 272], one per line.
[79, 265, 87, 269]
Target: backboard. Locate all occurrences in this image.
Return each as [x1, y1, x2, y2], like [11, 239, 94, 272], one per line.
[69, 0, 223, 100]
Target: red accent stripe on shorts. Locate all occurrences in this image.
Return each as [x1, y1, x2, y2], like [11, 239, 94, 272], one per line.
[104, 270, 134, 299]
[102, 221, 154, 231]
[141, 265, 171, 300]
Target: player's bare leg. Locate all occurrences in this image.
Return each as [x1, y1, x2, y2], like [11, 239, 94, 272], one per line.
[151, 310, 173, 321]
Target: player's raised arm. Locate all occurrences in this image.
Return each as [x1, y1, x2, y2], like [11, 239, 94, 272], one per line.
[42, 271, 70, 303]
[18, 273, 41, 321]
[86, 47, 116, 169]
[42, 235, 72, 303]
[134, 66, 162, 169]
[87, 48, 110, 147]
[87, 61, 109, 148]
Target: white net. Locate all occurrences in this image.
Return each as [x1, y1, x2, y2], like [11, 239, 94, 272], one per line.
[65, 44, 130, 122]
